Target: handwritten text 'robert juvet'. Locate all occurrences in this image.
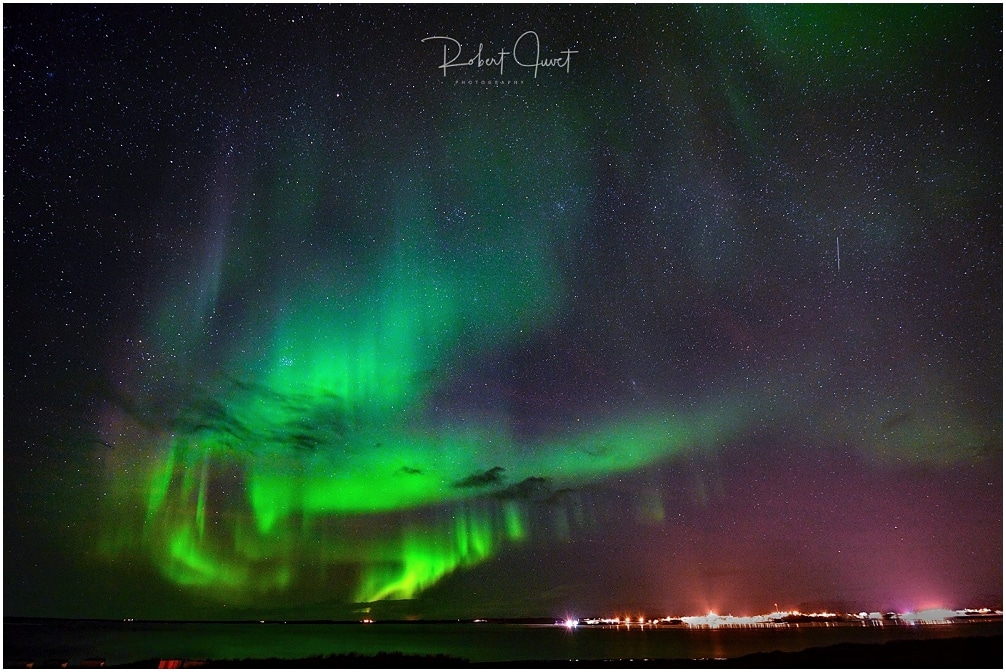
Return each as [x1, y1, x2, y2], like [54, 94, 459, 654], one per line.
[421, 31, 577, 79]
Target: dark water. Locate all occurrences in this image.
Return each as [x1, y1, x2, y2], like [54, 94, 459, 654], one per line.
[4, 619, 1002, 665]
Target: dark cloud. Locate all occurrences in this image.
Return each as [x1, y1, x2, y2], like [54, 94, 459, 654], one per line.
[495, 476, 553, 501]
[454, 466, 506, 489]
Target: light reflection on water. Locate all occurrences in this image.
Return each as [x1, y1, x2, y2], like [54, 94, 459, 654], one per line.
[4, 620, 1001, 666]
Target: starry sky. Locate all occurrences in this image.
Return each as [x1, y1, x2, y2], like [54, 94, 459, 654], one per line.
[5, 5, 1002, 621]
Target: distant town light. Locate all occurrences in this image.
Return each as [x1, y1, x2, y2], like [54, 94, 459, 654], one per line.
[560, 606, 1001, 630]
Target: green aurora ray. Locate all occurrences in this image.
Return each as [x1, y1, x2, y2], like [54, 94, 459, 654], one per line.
[95, 98, 748, 606]
[97, 207, 746, 603]
[90, 10, 995, 607]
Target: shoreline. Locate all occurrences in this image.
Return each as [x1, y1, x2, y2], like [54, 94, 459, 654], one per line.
[6, 635, 1001, 669]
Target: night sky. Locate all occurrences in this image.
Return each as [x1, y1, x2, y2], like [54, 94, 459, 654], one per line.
[5, 5, 1002, 621]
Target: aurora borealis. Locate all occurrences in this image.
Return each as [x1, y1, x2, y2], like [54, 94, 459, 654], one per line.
[5, 5, 1002, 621]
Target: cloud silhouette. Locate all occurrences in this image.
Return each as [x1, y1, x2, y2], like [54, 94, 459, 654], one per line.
[454, 466, 506, 488]
[495, 476, 552, 501]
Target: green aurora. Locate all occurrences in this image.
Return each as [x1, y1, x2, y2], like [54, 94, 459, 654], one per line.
[98, 205, 746, 603]
[82, 5, 998, 612]
[95, 94, 748, 605]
